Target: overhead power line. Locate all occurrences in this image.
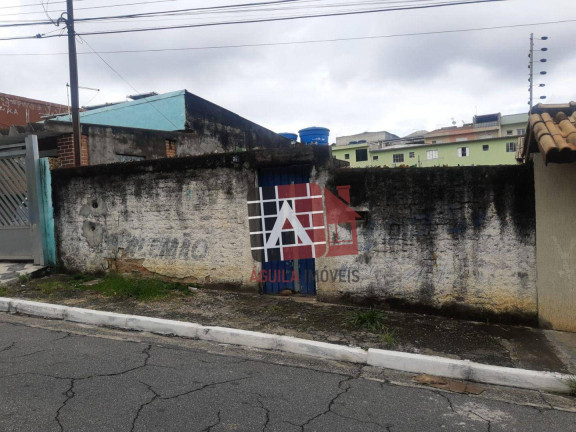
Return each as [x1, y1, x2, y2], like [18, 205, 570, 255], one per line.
[75, 34, 181, 130]
[0, 0, 313, 18]
[0, 0, 505, 36]
[0, 18, 573, 53]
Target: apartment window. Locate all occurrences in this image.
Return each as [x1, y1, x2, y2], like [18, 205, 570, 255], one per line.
[457, 147, 469, 157]
[483, 145, 489, 151]
[507, 130, 513, 135]
[506, 142, 517, 152]
[356, 148, 368, 162]
[431, 140, 437, 144]
[393, 154, 404, 163]
[372, 155, 379, 161]
[409, 152, 415, 158]
[344, 154, 350, 160]
[517, 129, 525, 135]
[426, 150, 438, 160]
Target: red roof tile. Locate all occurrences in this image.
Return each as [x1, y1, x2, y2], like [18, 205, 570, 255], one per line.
[522, 102, 576, 164]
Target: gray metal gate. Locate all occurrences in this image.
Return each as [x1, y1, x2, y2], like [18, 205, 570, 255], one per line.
[0, 136, 47, 263]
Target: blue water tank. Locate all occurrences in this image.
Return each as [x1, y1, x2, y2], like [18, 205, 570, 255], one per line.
[298, 127, 330, 145]
[279, 132, 298, 141]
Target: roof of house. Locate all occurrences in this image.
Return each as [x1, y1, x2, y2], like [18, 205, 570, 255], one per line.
[50, 90, 186, 131]
[501, 113, 528, 125]
[521, 102, 576, 164]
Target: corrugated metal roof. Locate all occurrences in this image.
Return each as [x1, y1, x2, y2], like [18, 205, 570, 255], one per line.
[49, 90, 186, 131]
[522, 102, 576, 164]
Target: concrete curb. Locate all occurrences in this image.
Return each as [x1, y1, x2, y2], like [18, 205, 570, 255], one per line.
[367, 349, 570, 393]
[0, 297, 571, 393]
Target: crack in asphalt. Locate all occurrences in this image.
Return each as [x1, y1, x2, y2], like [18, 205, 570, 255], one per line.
[159, 376, 251, 401]
[202, 409, 222, 432]
[127, 375, 251, 432]
[537, 391, 555, 411]
[295, 376, 391, 432]
[55, 379, 76, 432]
[255, 396, 271, 432]
[467, 410, 493, 432]
[435, 390, 456, 412]
[130, 382, 160, 432]
[2, 321, 575, 432]
[0, 333, 71, 362]
[434, 389, 495, 431]
[0, 342, 15, 353]
[51, 344, 153, 432]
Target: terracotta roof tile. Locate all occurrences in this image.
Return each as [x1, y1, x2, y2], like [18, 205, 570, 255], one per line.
[523, 102, 576, 164]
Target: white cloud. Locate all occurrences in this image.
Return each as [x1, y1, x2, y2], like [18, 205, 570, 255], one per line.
[1, 0, 575, 141]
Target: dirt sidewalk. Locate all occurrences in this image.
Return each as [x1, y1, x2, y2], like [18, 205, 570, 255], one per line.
[1, 273, 573, 374]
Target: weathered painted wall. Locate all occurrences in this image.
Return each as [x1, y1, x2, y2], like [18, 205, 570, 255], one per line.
[44, 120, 291, 167]
[316, 165, 537, 323]
[533, 157, 576, 332]
[84, 124, 220, 165]
[52, 150, 537, 323]
[52, 155, 258, 289]
[51, 148, 332, 290]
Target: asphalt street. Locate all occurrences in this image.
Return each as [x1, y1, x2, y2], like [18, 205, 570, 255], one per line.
[0, 314, 575, 432]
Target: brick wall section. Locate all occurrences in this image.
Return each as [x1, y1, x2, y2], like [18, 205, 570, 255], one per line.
[165, 139, 176, 158]
[57, 134, 89, 167]
[56, 134, 75, 168]
[80, 135, 89, 166]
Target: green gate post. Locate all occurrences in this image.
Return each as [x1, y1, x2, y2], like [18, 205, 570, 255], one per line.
[37, 158, 57, 267]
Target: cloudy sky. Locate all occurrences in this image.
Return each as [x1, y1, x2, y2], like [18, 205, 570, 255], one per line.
[1, 0, 575, 140]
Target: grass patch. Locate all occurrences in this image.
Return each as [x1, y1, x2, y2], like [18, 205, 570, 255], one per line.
[17, 273, 31, 284]
[36, 281, 68, 295]
[379, 328, 397, 347]
[351, 308, 385, 332]
[0, 285, 7, 296]
[79, 274, 190, 300]
[566, 375, 576, 397]
[268, 304, 284, 313]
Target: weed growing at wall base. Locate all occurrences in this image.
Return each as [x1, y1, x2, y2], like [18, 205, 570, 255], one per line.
[351, 308, 385, 332]
[17, 274, 31, 284]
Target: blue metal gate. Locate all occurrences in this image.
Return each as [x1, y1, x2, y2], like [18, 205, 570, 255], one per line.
[258, 166, 316, 295]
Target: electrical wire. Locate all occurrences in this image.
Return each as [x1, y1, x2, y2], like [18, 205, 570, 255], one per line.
[74, 33, 182, 130]
[0, 18, 571, 52]
[0, 0, 505, 34]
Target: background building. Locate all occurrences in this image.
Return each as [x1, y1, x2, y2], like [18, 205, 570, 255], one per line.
[0, 93, 67, 129]
[331, 113, 528, 168]
[0, 90, 290, 168]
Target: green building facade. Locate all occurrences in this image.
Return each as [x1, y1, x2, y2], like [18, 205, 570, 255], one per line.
[331, 136, 522, 168]
[331, 113, 527, 168]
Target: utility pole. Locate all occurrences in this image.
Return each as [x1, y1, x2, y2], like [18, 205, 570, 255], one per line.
[65, 0, 81, 166]
[528, 33, 548, 116]
[528, 33, 534, 115]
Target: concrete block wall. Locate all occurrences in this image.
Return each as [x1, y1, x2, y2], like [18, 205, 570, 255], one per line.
[51, 149, 537, 323]
[52, 154, 259, 290]
[316, 165, 537, 323]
